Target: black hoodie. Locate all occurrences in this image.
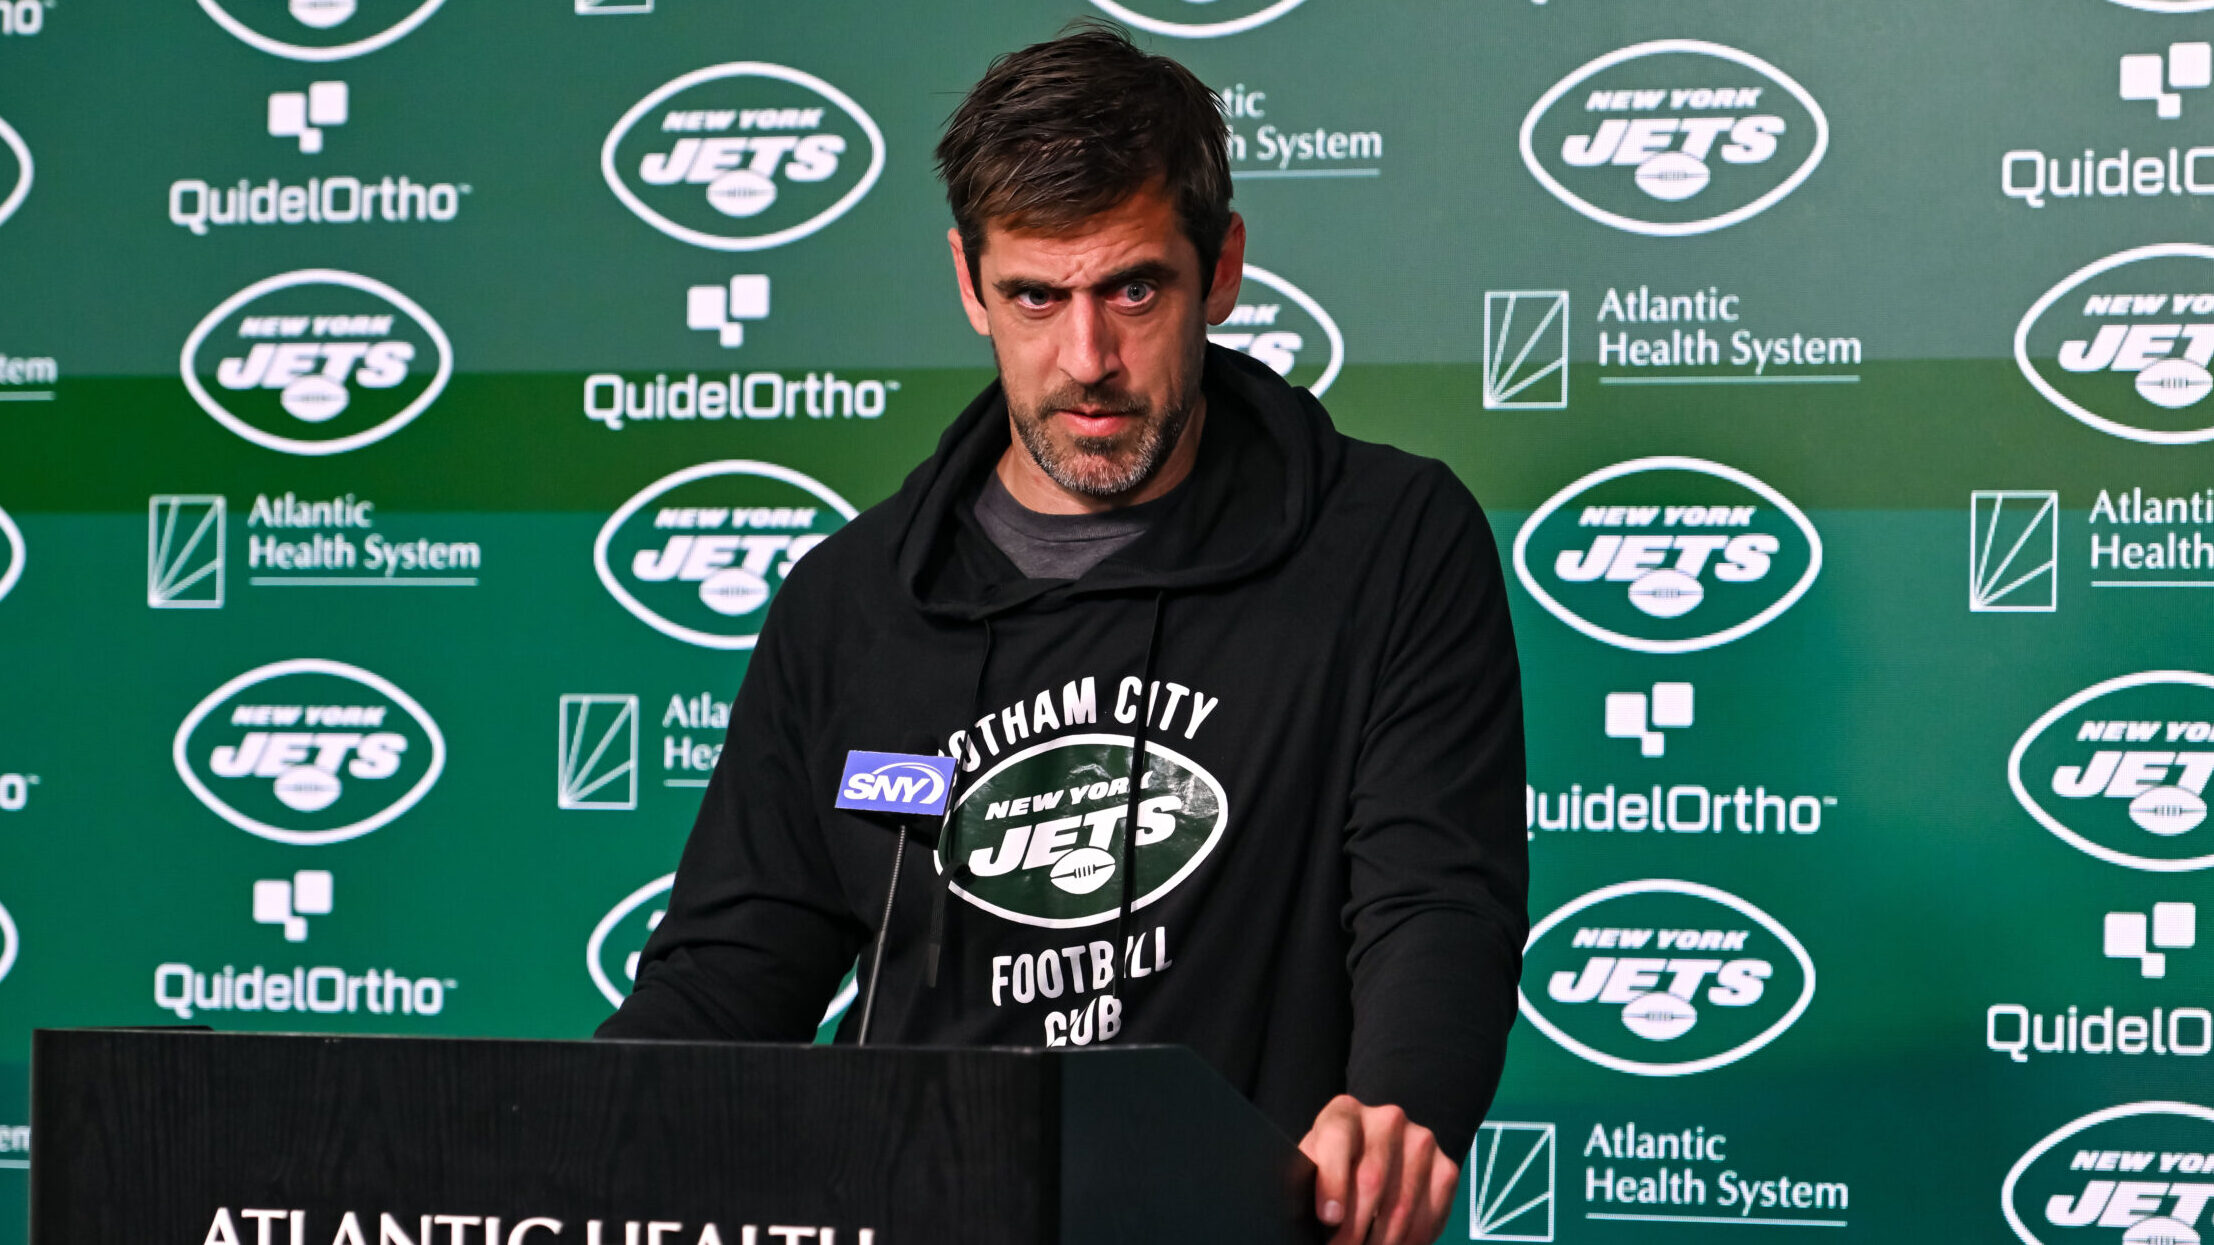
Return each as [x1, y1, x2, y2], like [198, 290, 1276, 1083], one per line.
[600, 345, 1528, 1158]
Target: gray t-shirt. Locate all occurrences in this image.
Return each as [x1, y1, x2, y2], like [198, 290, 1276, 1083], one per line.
[972, 470, 1183, 580]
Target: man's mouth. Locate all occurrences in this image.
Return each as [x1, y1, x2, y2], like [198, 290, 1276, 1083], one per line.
[1055, 407, 1137, 439]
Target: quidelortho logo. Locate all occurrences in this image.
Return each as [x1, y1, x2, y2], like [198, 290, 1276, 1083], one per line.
[2017, 245, 2214, 445]
[173, 658, 445, 846]
[268, 81, 347, 152]
[182, 271, 452, 456]
[253, 870, 332, 941]
[2003, 1102, 2214, 1245]
[940, 733, 1229, 930]
[1513, 457, 1821, 654]
[0, 503, 22, 605]
[1207, 264, 1342, 395]
[2010, 672, 2214, 872]
[197, 0, 446, 61]
[1520, 879, 1815, 1076]
[1521, 41, 1827, 237]
[0, 114, 28, 229]
[603, 63, 884, 252]
[595, 461, 853, 650]
[1088, 0, 1307, 38]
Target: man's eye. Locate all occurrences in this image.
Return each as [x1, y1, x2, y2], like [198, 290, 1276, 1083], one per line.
[1120, 282, 1155, 304]
[1014, 289, 1052, 308]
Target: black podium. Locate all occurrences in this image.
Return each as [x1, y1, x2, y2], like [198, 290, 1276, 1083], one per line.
[30, 1029, 1323, 1245]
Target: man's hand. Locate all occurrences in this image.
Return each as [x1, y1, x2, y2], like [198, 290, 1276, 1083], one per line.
[1299, 1094, 1460, 1245]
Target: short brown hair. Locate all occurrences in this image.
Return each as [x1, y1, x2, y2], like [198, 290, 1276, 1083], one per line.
[935, 22, 1233, 292]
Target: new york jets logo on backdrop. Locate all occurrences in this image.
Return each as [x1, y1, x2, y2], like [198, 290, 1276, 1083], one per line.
[0, 504, 22, 605]
[0, 898, 16, 987]
[595, 460, 854, 650]
[1522, 40, 1828, 236]
[2017, 245, 2214, 445]
[2003, 1102, 2214, 1245]
[181, 270, 451, 456]
[586, 874, 672, 1008]
[1085, 0, 1309, 38]
[1519, 878, 1816, 1076]
[0, 113, 29, 229]
[197, 0, 447, 61]
[2101, 0, 2214, 11]
[173, 658, 445, 846]
[1513, 456, 1822, 654]
[2010, 671, 2214, 872]
[941, 734, 1229, 929]
[603, 63, 884, 251]
[1208, 264, 1343, 396]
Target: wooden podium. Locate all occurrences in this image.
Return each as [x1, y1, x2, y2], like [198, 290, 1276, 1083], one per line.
[30, 1029, 1323, 1245]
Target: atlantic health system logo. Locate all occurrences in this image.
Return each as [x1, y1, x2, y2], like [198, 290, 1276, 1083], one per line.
[181, 270, 452, 456]
[2010, 671, 2214, 871]
[197, 0, 446, 61]
[1513, 457, 1822, 654]
[1519, 879, 1815, 1076]
[595, 461, 855, 650]
[1521, 41, 1828, 237]
[2017, 245, 2214, 445]
[174, 658, 446, 845]
[603, 63, 884, 252]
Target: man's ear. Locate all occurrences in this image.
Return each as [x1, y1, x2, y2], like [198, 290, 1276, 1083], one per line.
[1204, 212, 1247, 327]
[949, 227, 992, 336]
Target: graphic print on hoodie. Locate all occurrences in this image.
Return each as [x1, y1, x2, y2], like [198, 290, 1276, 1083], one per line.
[601, 345, 1529, 1158]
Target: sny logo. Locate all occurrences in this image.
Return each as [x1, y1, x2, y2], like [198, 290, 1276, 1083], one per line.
[837, 752, 957, 816]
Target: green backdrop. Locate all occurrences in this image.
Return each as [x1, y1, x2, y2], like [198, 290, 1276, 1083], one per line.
[3, 1, 2212, 1242]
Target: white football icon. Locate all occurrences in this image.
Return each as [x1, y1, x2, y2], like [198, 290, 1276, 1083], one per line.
[1050, 846, 1117, 895]
[706, 169, 779, 219]
[2130, 785, 2208, 836]
[1620, 991, 1698, 1041]
[697, 567, 770, 616]
[280, 374, 351, 423]
[1633, 151, 1711, 202]
[272, 765, 343, 813]
[289, 0, 356, 28]
[2135, 357, 2214, 410]
[2123, 1216, 2200, 1245]
[1627, 567, 1705, 618]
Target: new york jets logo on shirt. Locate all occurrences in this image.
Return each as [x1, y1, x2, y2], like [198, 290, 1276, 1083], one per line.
[940, 734, 1229, 929]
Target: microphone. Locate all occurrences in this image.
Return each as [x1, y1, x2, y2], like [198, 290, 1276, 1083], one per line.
[834, 750, 959, 1045]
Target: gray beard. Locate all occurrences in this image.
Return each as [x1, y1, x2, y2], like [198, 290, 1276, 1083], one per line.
[999, 343, 1203, 500]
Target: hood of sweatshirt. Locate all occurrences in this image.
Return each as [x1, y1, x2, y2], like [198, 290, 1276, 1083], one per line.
[891, 344, 1344, 620]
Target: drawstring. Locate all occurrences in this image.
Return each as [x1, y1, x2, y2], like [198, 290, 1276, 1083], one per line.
[926, 616, 995, 988]
[1110, 591, 1167, 1012]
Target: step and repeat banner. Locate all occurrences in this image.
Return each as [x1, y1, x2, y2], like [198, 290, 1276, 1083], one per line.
[3, 0, 2212, 1240]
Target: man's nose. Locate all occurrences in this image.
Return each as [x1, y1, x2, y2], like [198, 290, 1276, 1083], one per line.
[1057, 295, 1121, 388]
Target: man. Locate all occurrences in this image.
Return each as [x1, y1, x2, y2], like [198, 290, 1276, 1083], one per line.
[600, 25, 1527, 1245]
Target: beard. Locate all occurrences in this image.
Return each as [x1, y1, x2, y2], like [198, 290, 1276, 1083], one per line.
[1000, 338, 1204, 500]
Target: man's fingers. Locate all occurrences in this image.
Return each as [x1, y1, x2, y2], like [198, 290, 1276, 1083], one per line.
[1299, 1097, 1363, 1238]
[1416, 1152, 1462, 1243]
[1374, 1121, 1435, 1245]
[1349, 1104, 1406, 1244]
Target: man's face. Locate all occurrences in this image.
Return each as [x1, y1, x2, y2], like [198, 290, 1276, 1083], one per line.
[953, 183, 1243, 503]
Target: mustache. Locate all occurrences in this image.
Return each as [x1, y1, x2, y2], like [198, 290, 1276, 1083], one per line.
[1033, 383, 1148, 417]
